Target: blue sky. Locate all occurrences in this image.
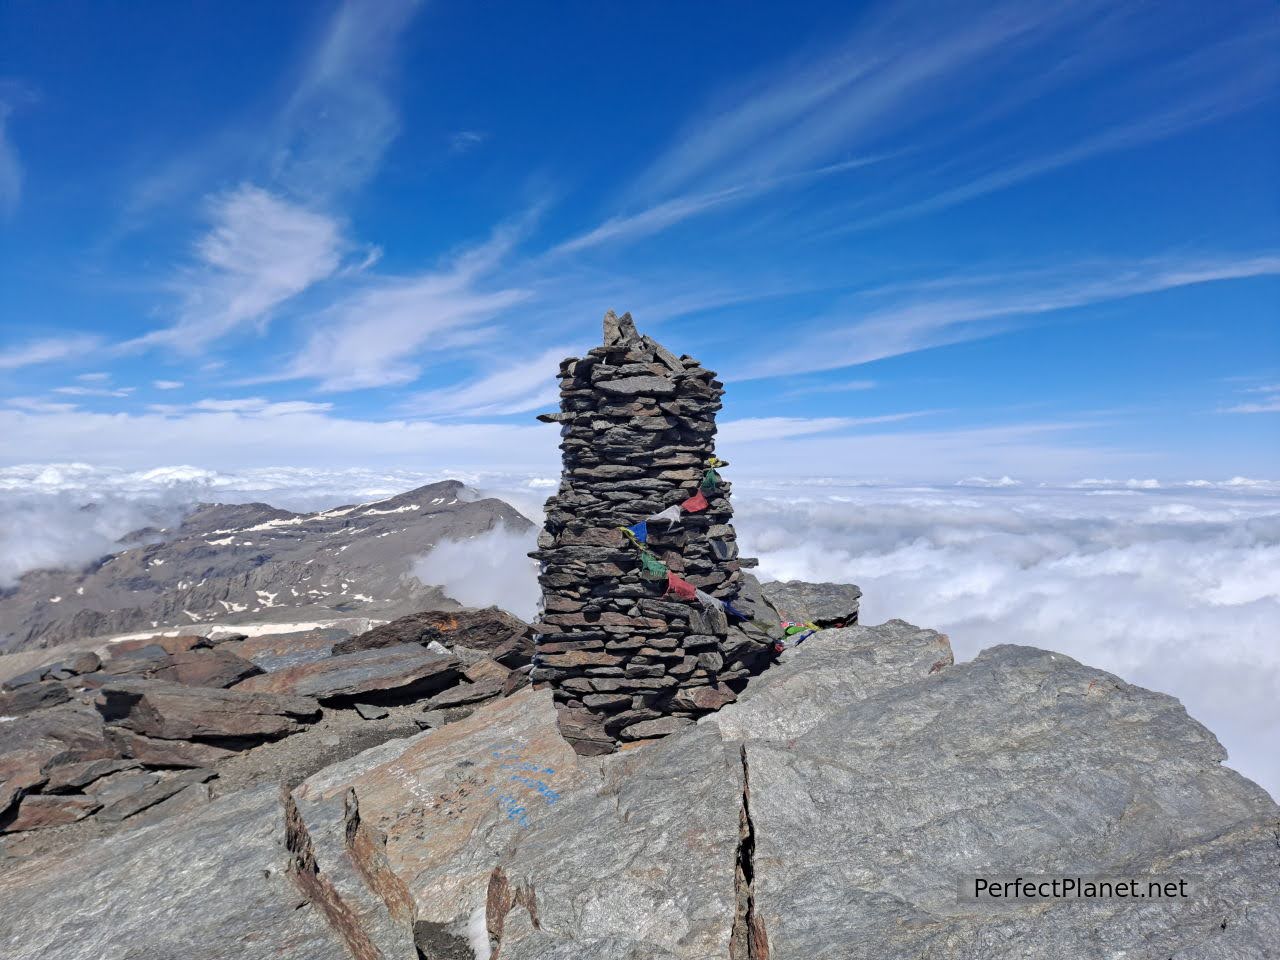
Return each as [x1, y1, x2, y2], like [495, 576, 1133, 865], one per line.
[1, 0, 1277, 480]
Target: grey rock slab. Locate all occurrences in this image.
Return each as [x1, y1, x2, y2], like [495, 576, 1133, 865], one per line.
[353, 702, 390, 720]
[422, 676, 506, 709]
[233, 643, 462, 704]
[741, 644, 1280, 959]
[96, 679, 321, 742]
[595, 375, 677, 397]
[95, 767, 218, 822]
[290, 688, 598, 954]
[0, 784, 350, 960]
[708, 619, 953, 742]
[759, 579, 862, 626]
[495, 722, 743, 959]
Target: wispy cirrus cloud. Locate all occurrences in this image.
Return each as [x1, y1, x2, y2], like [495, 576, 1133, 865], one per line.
[719, 411, 933, 444]
[574, 0, 1277, 250]
[129, 185, 345, 352]
[126, 0, 423, 219]
[740, 254, 1280, 379]
[268, 0, 422, 201]
[0, 335, 101, 371]
[1221, 384, 1280, 414]
[402, 345, 578, 418]
[0, 99, 21, 217]
[52, 385, 134, 398]
[273, 220, 533, 391]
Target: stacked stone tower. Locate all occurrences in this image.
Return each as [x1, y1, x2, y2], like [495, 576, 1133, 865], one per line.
[530, 311, 769, 755]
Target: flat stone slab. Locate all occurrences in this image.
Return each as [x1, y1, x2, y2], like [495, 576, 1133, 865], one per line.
[335, 607, 529, 658]
[3, 793, 101, 831]
[150, 647, 264, 688]
[0, 680, 71, 716]
[96, 679, 321, 742]
[422, 676, 506, 710]
[233, 643, 461, 704]
[759, 580, 862, 626]
[595, 375, 677, 396]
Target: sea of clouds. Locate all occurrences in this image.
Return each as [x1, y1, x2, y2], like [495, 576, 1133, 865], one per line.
[1, 463, 1276, 797]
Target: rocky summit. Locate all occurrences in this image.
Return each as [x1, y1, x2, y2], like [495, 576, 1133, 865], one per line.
[2, 613, 1276, 959]
[531, 312, 783, 754]
[0, 318, 1276, 958]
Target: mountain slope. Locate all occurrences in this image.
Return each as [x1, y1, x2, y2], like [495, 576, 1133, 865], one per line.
[0, 481, 531, 652]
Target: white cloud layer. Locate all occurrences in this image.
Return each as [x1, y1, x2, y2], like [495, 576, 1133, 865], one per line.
[0, 466, 1275, 798]
[730, 481, 1280, 799]
[411, 524, 540, 622]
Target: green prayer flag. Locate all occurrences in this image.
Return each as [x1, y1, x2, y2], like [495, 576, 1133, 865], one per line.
[701, 468, 721, 493]
[638, 550, 668, 580]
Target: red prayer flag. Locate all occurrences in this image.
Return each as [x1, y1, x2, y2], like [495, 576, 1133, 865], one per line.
[680, 489, 709, 513]
[665, 571, 698, 601]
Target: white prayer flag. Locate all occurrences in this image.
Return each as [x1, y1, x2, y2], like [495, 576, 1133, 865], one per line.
[647, 505, 683, 528]
[694, 588, 724, 610]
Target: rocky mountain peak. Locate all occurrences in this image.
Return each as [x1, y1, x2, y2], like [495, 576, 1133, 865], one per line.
[0, 480, 528, 653]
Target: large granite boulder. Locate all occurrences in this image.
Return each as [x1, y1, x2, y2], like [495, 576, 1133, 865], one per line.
[0, 785, 349, 960]
[232, 644, 463, 704]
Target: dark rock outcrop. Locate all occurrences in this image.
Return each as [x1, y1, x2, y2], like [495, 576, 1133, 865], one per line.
[95, 679, 321, 743]
[232, 644, 462, 704]
[333, 606, 531, 664]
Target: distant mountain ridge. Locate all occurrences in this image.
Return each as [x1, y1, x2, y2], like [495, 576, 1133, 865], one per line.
[0, 481, 531, 652]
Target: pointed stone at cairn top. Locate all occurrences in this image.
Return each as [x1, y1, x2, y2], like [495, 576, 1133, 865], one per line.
[602, 309, 639, 346]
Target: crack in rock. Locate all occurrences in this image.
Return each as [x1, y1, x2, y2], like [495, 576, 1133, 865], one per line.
[731, 744, 769, 960]
[282, 785, 385, 960]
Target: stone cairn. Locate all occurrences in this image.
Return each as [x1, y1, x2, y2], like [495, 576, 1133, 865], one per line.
[530, 311, 770, 755]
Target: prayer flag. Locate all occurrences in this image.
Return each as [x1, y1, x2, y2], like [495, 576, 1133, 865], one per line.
[648, 505, 682, 528]
[723, 600, 751, 621]
[694, 588, 724, 610]
[680, 489, 709, 513]
[638, 550, 668, 580]
[706, 455, 728, 468]
[710, 539, 734, 561]
[700, 469, 721, 493]
[665, 572, 698, 601]
[620, 520, 648, 544]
